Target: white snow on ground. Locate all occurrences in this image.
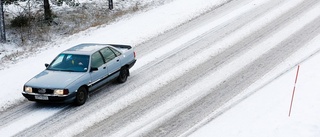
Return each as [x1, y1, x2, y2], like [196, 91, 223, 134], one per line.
[0, 106, 66, 136]
[0, 0, 320, 136]
[112, 0, 320, 136]
[189, 33, 320, 137]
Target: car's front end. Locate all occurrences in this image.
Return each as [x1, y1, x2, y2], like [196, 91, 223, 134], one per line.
[22, 69, 87, 103]
[22, 86, 76, 103]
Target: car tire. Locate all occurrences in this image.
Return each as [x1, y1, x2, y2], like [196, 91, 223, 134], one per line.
[118, 67, 129, 83]
[74, 87, 88, 106]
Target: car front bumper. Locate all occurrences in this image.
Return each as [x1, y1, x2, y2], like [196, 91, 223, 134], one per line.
[22, 92, 75, 103]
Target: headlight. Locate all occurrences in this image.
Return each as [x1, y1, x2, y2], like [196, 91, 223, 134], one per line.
[24, 86, 33, 93]
[54, 89, 69, 95]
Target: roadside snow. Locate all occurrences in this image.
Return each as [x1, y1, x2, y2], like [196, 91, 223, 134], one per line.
[188, 1, 320, 136]
[190, 33, 320, 137]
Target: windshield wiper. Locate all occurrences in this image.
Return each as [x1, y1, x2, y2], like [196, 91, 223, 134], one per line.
[62, 69, 78, 72]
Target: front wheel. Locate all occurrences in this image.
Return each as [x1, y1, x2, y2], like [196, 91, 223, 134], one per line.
[74, 87, 88, 106]
[118, 67, 129, 83]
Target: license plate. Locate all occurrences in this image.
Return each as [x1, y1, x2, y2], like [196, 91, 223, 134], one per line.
[35, 95, 49, 100]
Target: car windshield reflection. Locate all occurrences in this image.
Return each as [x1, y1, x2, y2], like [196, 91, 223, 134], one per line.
[47, 54, 89, 72]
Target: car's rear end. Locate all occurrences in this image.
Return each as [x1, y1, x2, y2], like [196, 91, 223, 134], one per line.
[109, 44, 136, 69]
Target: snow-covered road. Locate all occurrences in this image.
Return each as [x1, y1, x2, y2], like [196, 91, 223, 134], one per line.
[1, 0, 320, 136]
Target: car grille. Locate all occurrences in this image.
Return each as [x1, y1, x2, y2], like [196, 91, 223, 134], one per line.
[33, 88, 54, 94]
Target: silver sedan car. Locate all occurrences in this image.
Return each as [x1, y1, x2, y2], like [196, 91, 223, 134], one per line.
[22, 43, 136, 105]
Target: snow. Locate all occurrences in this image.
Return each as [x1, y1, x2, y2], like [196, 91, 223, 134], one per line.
[133, 0, 267, 72]
[0, 0, 320, 136]
[189, 33, 320, 137]
[0, 106, 66, 136]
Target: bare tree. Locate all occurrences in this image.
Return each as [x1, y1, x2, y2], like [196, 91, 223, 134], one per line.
[0, 0, 6, 42]
[108, 0, 113, 10]
[43, 0, 52, 21]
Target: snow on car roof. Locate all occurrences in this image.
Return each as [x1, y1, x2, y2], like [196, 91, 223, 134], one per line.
[63, 43, 109, 55]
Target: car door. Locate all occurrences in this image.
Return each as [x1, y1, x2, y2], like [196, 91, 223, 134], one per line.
[100, 47, 121, 80]
[89, 51, 108, 90]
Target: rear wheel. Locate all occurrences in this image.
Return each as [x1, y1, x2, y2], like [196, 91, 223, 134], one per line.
[118, 67, 129, 83]
[74, 87, 88, 106]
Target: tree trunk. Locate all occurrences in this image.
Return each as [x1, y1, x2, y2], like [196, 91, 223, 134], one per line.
[108, 0, 113, 10]
[0, 0, 6, 42]
[43, 0, 52, 21]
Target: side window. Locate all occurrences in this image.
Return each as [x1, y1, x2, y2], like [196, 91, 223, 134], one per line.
[100, 47, 116, 63]
[110, 47, 121, 56]
[91, 52, 104, 68]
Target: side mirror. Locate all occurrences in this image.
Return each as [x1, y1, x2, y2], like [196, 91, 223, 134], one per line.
[45, 63, 49, 68]
[90, 67, 98, 72]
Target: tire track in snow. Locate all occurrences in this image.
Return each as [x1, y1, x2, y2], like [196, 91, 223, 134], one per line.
[142, 0, 320, 136]
[0, 103, 33, 128]
[109, 0, 320, 135]
[134, 0, 250, 59]
[79, 0, 313, 136]
[131, 0, 264, 73]
[0, 104, 68, 137]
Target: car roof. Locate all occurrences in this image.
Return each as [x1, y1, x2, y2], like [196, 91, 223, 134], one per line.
[62, 43, 110, 55]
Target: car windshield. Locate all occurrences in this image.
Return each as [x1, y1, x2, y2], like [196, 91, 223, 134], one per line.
[47, 54, 90, 72]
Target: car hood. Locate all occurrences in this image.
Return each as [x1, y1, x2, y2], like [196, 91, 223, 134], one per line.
[26, 70, 85, 89]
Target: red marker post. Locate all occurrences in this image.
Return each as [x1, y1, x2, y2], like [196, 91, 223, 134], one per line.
[288, 65, 300, 117]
